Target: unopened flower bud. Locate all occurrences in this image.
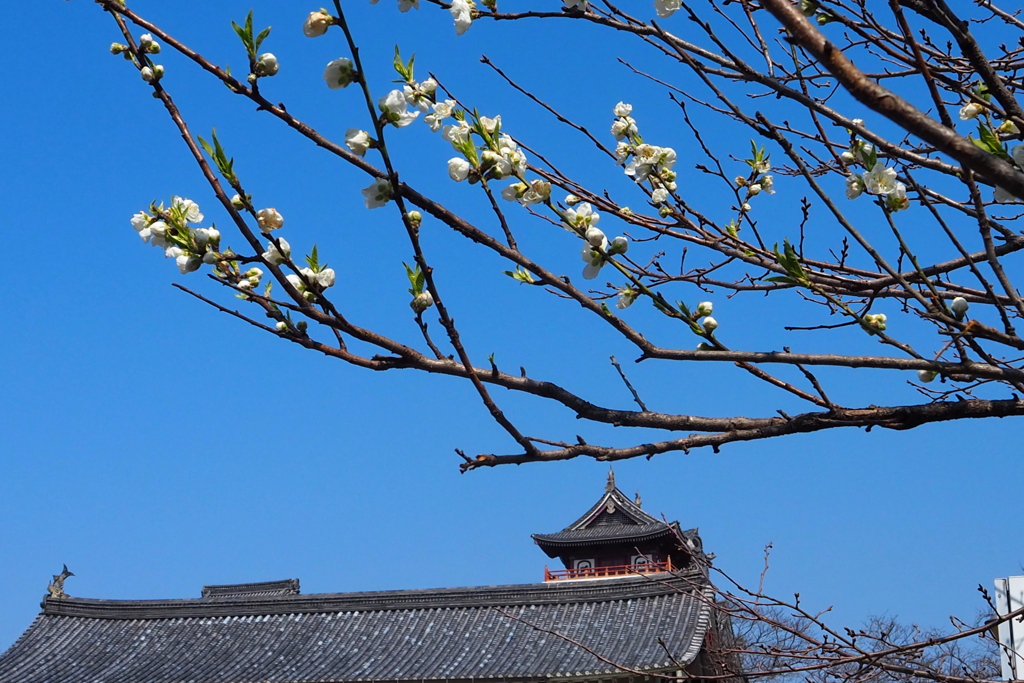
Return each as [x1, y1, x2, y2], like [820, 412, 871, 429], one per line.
[696, 342, 714, 351]
[304, 10, 333, 37]
[255, 53, 279, 77]
[950, 296, 969, 319]
[411, 291, 434, 313]
[748, 183, 762, 196]
[585, 227, 606, 248]
[703, 316, 719, 332]
[141, 66, 155, 82]
[917, 369, 938, 383]
[256, 207, 284, 233]
[734, 176, 748, 187]
[608, 236, 628, 255]
[565, 194, 581, 206]
[275, 321, 289, 332]
[406, 210, 422, 227]
[296, 320, 308, 333]
[110, 43, 126, 55]
[231, 194, 246, 209]
[998, 120, 1020, 135]
[696, 301, 713, 317]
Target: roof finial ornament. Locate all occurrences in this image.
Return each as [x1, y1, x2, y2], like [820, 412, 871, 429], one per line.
[47, 564, 74, 599]
[635, 491, 642, 507]
[605, 467, 616, 492]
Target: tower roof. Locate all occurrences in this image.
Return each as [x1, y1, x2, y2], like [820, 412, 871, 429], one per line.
[531, 470, 692, 557]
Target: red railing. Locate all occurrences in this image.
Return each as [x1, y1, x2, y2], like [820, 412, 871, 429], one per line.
[544, 559, 673, 581]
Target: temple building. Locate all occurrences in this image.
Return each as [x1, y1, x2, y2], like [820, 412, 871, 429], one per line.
[0, 473, 732, 683]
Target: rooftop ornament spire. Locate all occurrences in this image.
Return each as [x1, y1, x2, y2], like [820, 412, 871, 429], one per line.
[605, 467, 616, 492]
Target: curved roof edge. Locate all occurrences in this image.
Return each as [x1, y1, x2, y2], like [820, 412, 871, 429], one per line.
[40, 571, 707, 620]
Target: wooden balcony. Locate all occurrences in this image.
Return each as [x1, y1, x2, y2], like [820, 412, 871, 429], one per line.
[543, 559, 673, 581]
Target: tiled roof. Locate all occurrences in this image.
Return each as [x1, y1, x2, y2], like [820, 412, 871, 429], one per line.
[0, 573, 713, 683]
[532, 522, 680, 547]
[532, 484, 685, 553]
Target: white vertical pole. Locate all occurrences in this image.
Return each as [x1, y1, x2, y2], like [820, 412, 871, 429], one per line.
[994, 577, 1024, 680]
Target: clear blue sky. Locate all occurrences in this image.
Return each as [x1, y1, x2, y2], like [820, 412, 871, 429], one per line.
[1, 0, 1020, 651]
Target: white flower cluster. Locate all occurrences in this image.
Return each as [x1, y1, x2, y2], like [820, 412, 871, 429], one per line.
[131, 197, 221, 274]
[734, 144, 775, 213]
[842, 138, 910, 212]
[286, 267, 337, 301]
[611, 103, 678, 207]
[994, 145, 1024, 203]
[694, 301, 716, 333]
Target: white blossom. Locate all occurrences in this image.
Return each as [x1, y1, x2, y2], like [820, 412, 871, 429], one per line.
[845, 174, 865, 199]
[613, 102, 632, 118]
[501, 183, 525, 202]
[256, 207, 284, 233]
[616, 287, 637, 309]
[304, 10, 332, 37]
[862, 162, 898, 195]
[345, 128, 373, 156]
[442, 121, 471, 145]
[951, 296, 969, 319]
[450, 0, 474, 35]
[702, 316, 718, 332]
[425, 100, 457, 132]
[608, 236, 628, 254]
[172, 196, 204, 223]
[653, 0, 681, 18]
[760, 175, 775, 194]
[255, 53, 279, 77]
[959, 102, 984, 121]
[411, 291, 434, 313]
[317, 268, 337, 288]
[262, 238, 291, 265]
[176, 253, 202, 274]
[565, 203, 600, 231]
[651, 188, 669, 204]
[323, 57, 354, 89]
[362, 179, 392, 208]
[585, 226, 606, 247]
[611, 117, 637, 141]
[497, 134, 527, 176]
[479, 115, 501, 134]
[448, 157, 472, 182]
[519, 179, 551, 206]
[194, 227, 219, 249]
[998, 120, 1020, 135]
[379, 89, 420, 127]
[885, 182, 910, 212]
[398, 0, 420, 11]
[581, 241, 607, 280]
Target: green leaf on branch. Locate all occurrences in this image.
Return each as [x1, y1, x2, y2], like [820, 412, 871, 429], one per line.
[393, 46, 415, 82]
[404, 262, 426, 295]
[231, 11, 270, 62]
[970, 123, 1011, 161]
[306, 245, 320, 272]
[197, 128, 236, 182]
[504, 267, 536, 284]
[773, 239, 807, 284]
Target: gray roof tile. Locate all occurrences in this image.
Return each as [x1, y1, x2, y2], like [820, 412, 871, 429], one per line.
[0, 574, 712, 683]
